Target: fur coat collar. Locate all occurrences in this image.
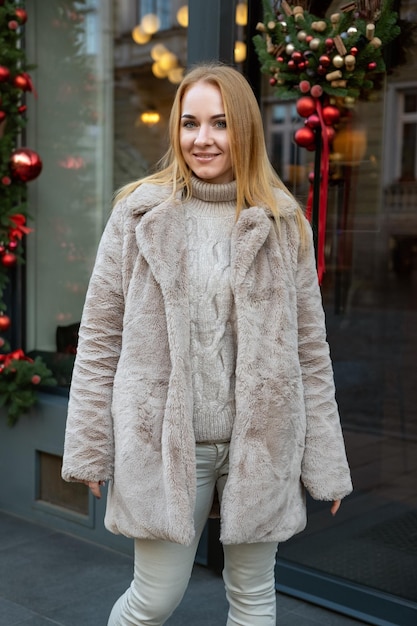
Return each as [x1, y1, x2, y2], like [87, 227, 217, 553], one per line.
[62, 182, 352, 546]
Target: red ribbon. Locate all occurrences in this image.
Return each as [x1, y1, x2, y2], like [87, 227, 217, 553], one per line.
[305, 100, 330, 285]
[315, 99, 330, 284]
[0, 349, 33, 369]
[22, 72, 38, 98]
[9, 214, 33, 241]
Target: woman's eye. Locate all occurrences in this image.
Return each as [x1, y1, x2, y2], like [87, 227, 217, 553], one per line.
[215, 120, 227, 128]
[183, 121, 196, 128]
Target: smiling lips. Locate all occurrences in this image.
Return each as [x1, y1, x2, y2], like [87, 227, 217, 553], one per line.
[193, 153, 220, 160]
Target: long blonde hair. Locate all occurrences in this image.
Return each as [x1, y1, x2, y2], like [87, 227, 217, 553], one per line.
[114, 63, 307, 237]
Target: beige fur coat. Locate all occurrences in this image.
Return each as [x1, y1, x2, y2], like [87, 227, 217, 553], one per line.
[62, 183, 352, 546]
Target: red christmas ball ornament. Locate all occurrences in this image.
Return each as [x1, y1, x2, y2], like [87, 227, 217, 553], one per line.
[368, 61, 377, 71]
[297, 61, 306, 71]
[1, 176, 11, 186]
[9, 148, 43, 182]
[310, 85, 323, 98]
[294, 126, 315, 147]
[276, 56, 284, 63]
[13, 74, 31, 90]
[306, 35, 313, 44]
[1, 253, 17, 268]
[8, 20, 19, 30]
[317, 65, 327, 76]
[322, 105, 340, 126]
[0, 66, 10, 82]
[325, 38, 334, 48]
[299, 80, 311, 93]
[292, 51, 303, 63]
[319, 54, 331, 67]
[8, 240, 18, 251]
[296, 96, 316, 118]
[0, 314, 11, 331]
[287, 60, 296, 70]
[15, 8, 28, 24]
[325, 126, 336, 142]
[18, 104, 27, 114]
[269, 77, 277, 86]
[305, 113, 320, 129]
[31, 375, 41, 385]
[0, 111, 6, 122]
[350, 47, 358, 56]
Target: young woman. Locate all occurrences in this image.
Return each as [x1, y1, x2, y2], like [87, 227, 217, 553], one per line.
[62, 63, 352, 626]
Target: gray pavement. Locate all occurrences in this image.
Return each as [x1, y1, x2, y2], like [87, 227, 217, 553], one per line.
[0, 511, 369, 625]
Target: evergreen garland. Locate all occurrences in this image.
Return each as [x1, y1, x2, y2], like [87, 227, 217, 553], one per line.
[0, 1, 56, 426]
[253, 0, 400, 104]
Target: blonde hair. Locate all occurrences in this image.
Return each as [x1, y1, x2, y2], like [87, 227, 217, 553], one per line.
[114, 63, 307, 239]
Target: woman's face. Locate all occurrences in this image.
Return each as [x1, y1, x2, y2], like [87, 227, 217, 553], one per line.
[179, 82, 234, 184]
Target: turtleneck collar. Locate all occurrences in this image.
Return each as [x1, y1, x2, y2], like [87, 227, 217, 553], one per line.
[190, 175, 237, 203]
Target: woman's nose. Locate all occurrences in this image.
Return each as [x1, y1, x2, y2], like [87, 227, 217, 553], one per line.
[194, 124, 213, 145]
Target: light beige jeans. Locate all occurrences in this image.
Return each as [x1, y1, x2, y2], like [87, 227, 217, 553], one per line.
[107, 443, 278, 626]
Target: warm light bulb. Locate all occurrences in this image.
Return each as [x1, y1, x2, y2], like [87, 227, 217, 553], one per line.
[234, 41, 247, 63]
[141, 13, 160, 35]
[139, 111, 161, 126]
[152, 62, 168, 78]
[168, 67, 184, 84]
[132, 25, 151, 45]
[235, 3, 248, 26]
[158, 51, 178, 72]
[176, 5, 188, 28]
[151, 43, 168, 61]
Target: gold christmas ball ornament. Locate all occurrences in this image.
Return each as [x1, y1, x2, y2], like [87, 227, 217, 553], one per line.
[332, 55, 344, 68]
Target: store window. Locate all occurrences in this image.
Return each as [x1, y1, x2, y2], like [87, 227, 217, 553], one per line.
[398, 88, 417, 182]
[26, 0, 113, 386]
[264, 101, 308, 195]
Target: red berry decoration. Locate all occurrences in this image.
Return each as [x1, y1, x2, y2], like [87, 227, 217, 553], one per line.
[31, 375, 41, 385]
[9, 148, 43, 182]
[8, 20, 19, 30]
[310, 85, 323, 98]
[0, 66, 10, 82]
[1, 253, 17, 268]
[15, 8, 28, 24]
[322, 105, 340, 126]
[294, 126, 315, 147]
[299, 80, 310, 93]
[296, 96, 316, 118]
[368, 61, 377, 71]
[1, 176, 11, 186]
[0, 314, 11, 331]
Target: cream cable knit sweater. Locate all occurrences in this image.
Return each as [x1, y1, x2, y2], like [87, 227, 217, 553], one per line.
[184, 176, 237, 443]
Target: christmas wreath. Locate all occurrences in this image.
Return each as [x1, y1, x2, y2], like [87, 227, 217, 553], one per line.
[254, 0, 400, 283]
[0, 1, 55, 426]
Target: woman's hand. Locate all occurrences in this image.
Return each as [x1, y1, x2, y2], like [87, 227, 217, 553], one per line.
[330, 499, 341, 516]
[83, 480, 105, 499]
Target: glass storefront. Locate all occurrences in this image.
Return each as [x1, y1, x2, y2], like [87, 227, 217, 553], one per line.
[23, 1, 417, 623]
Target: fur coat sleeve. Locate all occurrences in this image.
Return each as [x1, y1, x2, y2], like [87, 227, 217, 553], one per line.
[61, 200, 127, 483]
[297, 219, 352, 500]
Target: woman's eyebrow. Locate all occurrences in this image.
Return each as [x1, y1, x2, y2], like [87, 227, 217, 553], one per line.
[181, 113, 226, 119]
